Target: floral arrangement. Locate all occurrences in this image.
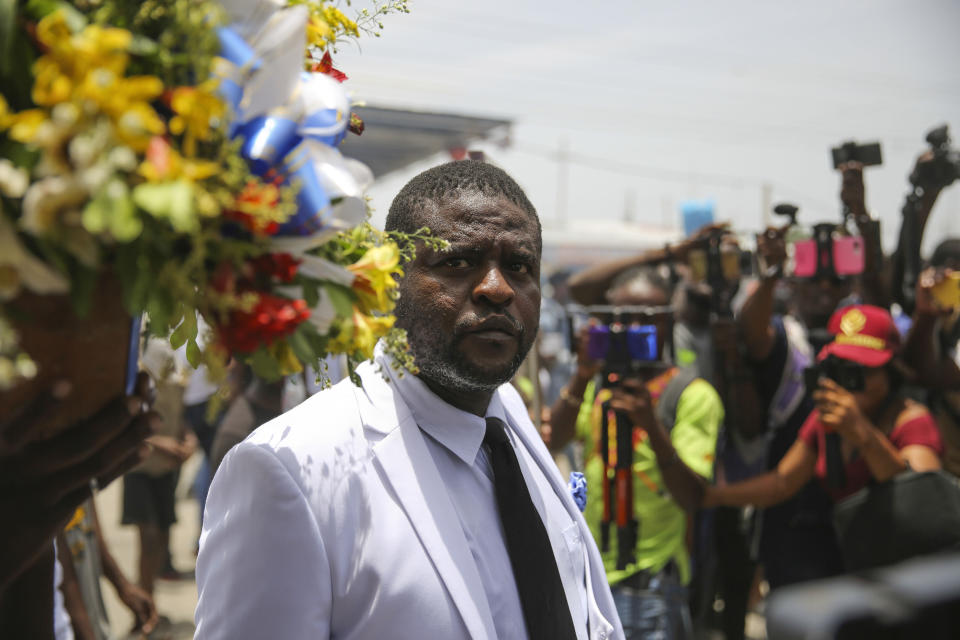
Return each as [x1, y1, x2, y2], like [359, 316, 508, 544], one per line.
[0, 0, 432, 390]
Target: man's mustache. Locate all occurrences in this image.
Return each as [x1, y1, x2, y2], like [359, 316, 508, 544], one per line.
[453, 312, 524, 339]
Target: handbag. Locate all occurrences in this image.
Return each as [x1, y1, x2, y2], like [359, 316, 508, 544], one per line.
[833, 470, 960, 572]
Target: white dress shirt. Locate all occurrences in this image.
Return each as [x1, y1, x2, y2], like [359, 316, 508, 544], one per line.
[385, 364, 589, 640]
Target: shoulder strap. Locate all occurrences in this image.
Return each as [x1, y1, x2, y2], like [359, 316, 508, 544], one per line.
[655, 367, 700, 433]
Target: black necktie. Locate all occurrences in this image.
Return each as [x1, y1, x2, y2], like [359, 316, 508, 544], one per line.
[483, 417, 578, 640]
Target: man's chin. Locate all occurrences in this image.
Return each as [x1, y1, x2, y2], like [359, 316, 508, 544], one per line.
[416, 357, 518, 394]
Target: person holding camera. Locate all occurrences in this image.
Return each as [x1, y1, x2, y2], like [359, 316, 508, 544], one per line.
[738, 221, 859, 588]
[903, 240, 960, 476]
[551, 267, 723, 640]
[703, 304, 942, 508]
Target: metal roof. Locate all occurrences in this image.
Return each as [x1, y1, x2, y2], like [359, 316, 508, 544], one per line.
[340, 105, 512, 178]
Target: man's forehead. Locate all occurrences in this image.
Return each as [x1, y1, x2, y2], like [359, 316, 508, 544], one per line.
[414, 191, 539, 244]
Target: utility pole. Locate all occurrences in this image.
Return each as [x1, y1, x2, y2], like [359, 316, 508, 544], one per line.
[623, 189, 637, 224]
[761, 181, 772, 228]
[556, 137, 569, 228]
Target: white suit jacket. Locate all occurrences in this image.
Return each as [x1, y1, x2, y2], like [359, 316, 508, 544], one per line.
[194, 359, 623, 640]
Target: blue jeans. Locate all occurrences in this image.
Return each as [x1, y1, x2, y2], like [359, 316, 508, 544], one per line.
[612, 565, 693, 640]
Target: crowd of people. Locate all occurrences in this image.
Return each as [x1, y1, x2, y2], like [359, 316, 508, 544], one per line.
[531, 141, 960, 637]
[2, 136, 959, 639]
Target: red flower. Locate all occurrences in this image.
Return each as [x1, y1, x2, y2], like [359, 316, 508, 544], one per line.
[249, 253, 301, 283]
[218, 294, 311, 353]
[224, 179, 282, 235]
[310, 51, 348, 82]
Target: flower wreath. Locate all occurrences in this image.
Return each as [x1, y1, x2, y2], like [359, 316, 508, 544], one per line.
[0, 0, 438, 392]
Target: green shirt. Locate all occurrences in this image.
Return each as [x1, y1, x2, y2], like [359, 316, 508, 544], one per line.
[577, 373, 723, 585]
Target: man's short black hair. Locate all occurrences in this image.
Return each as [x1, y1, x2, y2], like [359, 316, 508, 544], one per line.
[385, 160, 541, 250]
[930, 238, 960, 268]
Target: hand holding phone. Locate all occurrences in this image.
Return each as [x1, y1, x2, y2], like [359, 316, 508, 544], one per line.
[918, 269, 960, 313]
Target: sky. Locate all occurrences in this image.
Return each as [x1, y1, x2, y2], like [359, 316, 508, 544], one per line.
[333, 0, 960, 262]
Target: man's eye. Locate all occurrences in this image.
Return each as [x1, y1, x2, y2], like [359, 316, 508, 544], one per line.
[444, 257, 470, 268]
[510, 262, 531, 274]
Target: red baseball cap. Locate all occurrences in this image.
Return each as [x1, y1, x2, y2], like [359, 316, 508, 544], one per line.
[817, 304, 899, 368]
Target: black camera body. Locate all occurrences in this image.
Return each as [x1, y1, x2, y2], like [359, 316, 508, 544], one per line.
[911, 124, 960, 190]
[804, 355, 865, 394]
[831, 140, 883, 169]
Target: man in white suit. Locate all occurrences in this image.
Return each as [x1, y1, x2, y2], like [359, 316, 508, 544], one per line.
[194, 161, 623, 640]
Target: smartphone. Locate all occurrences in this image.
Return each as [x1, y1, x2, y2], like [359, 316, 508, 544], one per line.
[721, 247, 741, 282]
[932, 272, 960, 309]
[790, 239, 819, 278]
[833, 236, 865, 277]
[688, 249, 708, 282]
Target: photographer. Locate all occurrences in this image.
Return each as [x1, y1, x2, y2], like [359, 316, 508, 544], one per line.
[703, 304, 942, 508]
[550, 267, 722, 639]
[903, 240, 960, 475]
[739, 221, 856, 587]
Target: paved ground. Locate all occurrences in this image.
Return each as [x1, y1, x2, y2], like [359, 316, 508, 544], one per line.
[96, 454, 202, 640]
[95, 452, 766, 639]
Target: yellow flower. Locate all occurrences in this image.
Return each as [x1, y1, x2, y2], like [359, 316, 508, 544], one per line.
[114, 103, 166, 152]
[347, 244, 402, 314]
[138, 137, 219, 183]
[32, 13, 132, 107]
[0, 94, 10, 130]
[306, 16, 334, 48]
[322, 7, 359, 38]
[169, 79, 226, 157]
[305, 6, 359, 48]
[348, 308, 395, 359]
[24, 11, 165, 151]
[31, 56, 73, 106]
[270, 341, 303, 375]
[6, 110, 47, 144]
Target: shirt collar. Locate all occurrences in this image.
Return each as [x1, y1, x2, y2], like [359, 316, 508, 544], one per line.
[378, 346, 511, 466]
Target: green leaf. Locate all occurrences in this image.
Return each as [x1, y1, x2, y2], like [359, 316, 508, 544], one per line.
[82, 181, 141, 241]
[185, 338, 201, 368]
[300, 278, 320, 308]
[146, 287, 174, 331]
[0, 0, 16, 77]
[324, 283, 355, 317]
[128, 34, 160, 56]
[170, 312, 197, 349]
[23, 0, 85, 28]
[249, 347, 281, 381]
[288, 326, 316, 366]
[132, 180, 198, 233]
[69, 262, 98, 318]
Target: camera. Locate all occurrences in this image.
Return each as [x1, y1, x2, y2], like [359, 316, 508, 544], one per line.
[587, 323, 658, 378]
[831, 140, 883, 169]
[774, 203, 865, 281]
[910, 124, 960, 190]
[804, 355, 865, 394]
[791, 226, 865, 279]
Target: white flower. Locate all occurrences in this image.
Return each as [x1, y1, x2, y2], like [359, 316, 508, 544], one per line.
[20, 175, 88, 236]
[0, 160, 28, 198]
[0, 213, 69, 300]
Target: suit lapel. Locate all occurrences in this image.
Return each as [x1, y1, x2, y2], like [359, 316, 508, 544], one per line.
[372, 411, 496, 640]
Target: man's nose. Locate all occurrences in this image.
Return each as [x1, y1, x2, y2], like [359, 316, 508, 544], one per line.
[473, 264, 515, 306]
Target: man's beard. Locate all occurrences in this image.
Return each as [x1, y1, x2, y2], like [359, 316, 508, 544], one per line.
[395, 297, 536, 394]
